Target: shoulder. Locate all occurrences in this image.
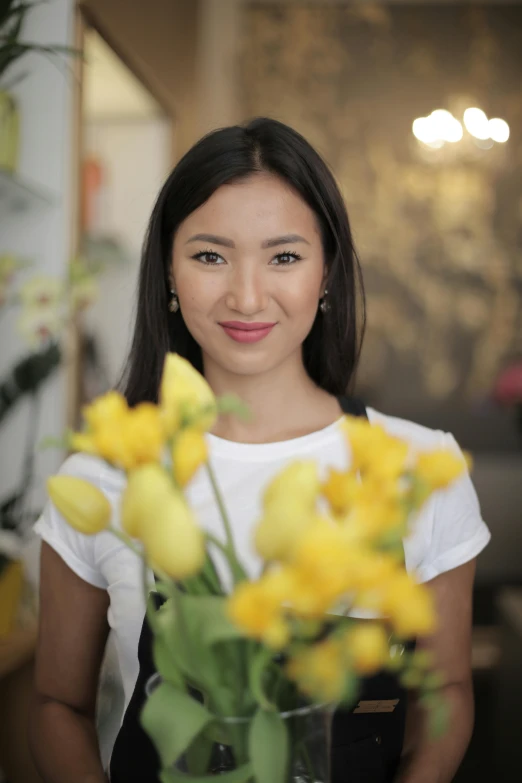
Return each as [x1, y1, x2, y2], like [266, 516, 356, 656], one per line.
[365, 409, 491, 581]
[366, 407, 458, 454]
[57, 452, 125, 495]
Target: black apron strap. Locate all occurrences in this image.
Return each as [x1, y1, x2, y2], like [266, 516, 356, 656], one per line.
[109, 593, 164, 782]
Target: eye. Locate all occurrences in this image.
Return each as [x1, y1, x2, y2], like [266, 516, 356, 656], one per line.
[270, 250, 303, 266]
[191, 250, 225, 266]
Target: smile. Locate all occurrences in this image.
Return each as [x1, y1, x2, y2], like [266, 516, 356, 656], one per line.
[218, 321, 276, 344]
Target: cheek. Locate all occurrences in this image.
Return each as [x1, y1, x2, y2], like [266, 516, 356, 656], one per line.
[175, 269, 220, 315]
[281, 273, 323, 317]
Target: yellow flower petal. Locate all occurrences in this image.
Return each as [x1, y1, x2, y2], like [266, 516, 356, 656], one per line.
[121, 464, 174, 538]
[254, 501, 318, 562]
[322, 468, 360, 515]
[227, 573, 291, 649]
[83, 391, 129, 430]
[263, 460, 320, 510]
[341, 417, 409, 480]
[70, 432, 99, 455]
[172, 428, 208, 487]
[344, 623, 390, 675]
[47, 476, 111, 534]
[286, 639, 346, 703]
[160, 353, 217, 436]
[140, 491, 205, 579]
[383, 572, 437, 638]
[123, 403, 164, 467]
[415, 450, 466, 490]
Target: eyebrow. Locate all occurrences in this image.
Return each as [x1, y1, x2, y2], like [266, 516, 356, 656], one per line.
[185, 233, 310, 249]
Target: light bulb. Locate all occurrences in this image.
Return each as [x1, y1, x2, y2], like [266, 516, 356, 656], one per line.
[489, 118, 510, 143]
[463, 108, 490, 140]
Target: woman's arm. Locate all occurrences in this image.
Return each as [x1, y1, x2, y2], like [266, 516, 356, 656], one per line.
[397, 559, 476, 783]
[30, 543, 110, 783]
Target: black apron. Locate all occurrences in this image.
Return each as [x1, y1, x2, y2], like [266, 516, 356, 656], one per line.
[109, 397, 411, 782]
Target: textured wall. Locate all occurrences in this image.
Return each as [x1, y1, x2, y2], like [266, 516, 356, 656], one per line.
[239, 3, 522, 418]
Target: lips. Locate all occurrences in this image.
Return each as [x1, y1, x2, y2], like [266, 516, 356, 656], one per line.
[219, 321, 276, 344]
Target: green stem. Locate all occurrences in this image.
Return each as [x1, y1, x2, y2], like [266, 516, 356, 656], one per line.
[249, 646, 276, 711]
[205, 531, 230, 557]
[205, 462, 247, 585]
[205, 461, 235, 553]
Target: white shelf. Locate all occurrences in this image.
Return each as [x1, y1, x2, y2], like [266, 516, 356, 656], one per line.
[0, 168, 57, 214]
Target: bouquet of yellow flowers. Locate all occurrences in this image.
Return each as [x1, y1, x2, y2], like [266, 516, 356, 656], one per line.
[47, 355, 466, 783]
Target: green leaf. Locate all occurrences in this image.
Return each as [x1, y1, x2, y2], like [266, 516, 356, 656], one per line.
[184, 733, 214, 775]
[340, 670, 359, 710]
[183, 551, 223, 596]
[140, 682, 212, 769]
[160, 763, 253, 783]
[155, 599, 205, 687]
[152, 632, 184, 690]
[248, 645, 276, 710]
[183, 595, 242, 646]
[249, 708, 289, 783]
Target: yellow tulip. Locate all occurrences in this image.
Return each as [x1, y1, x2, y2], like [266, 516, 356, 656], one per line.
[82, 390, 128, 430]
[47, 476, 111, 535]
[73, 398, 165, 471]
[120, 402, 164, 468]
[415, 449, 466, 490]
[322, 468, 359, 515]
[121, 464, 174, 538]
[255, 461, 321, 561]
[254, 500, 318, 562]
[140, 491, 205, 580]
[344, 623, 390, 675]
[70, 431, 98, 456]
[382, 572, 437, 638]
[227, 571, 291, 648]
[172, 428, 208, 487]
[263, 460, 320, 509]
[341, 417, 409, 481]
[159, 353, 217, 436]
[286, 638, 346, 703]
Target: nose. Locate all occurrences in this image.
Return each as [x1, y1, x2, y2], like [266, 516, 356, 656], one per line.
[225, 267, 268, 316]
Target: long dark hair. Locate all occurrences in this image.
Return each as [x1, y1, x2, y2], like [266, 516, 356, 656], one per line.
[121, 117, 365, 406]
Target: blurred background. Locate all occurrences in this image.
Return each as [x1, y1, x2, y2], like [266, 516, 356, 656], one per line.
[0, 0, 521, 781]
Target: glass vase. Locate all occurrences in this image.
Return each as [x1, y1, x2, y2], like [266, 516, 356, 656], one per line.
[146, 674, 334, 781]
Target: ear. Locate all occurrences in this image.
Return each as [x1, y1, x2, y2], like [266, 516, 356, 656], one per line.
[320, 268, 328, 298]
[168, 270, 176, 292]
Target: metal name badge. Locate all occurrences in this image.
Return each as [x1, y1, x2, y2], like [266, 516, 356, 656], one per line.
[353, 699, 400, 714]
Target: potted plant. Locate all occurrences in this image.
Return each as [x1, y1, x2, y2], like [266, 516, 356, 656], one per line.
[0, 0, 77, 171]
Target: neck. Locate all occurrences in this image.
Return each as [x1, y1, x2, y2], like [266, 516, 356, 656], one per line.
[204, 352, 343, 444]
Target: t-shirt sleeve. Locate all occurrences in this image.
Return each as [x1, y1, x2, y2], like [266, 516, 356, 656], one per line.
[33, 453, 109, 589]
[415, 432, 491, 583]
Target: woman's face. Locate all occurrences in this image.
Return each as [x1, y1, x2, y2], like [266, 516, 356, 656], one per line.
[171, 172, 326, 379]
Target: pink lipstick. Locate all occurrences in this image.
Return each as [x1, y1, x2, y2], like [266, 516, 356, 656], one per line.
[219, 321, 276, 344]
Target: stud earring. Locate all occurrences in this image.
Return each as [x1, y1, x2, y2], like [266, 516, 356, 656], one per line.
[169, 290, 179, 313]
[319, 289, 330, 314]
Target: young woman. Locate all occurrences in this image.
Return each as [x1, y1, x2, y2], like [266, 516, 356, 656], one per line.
[30, 118, 490, 783]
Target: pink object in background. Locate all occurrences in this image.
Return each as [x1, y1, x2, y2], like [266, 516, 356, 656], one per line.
[493, 362, 522, 405]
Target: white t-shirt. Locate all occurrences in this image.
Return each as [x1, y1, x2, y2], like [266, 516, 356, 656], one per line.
[33, 408, 491, 715]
